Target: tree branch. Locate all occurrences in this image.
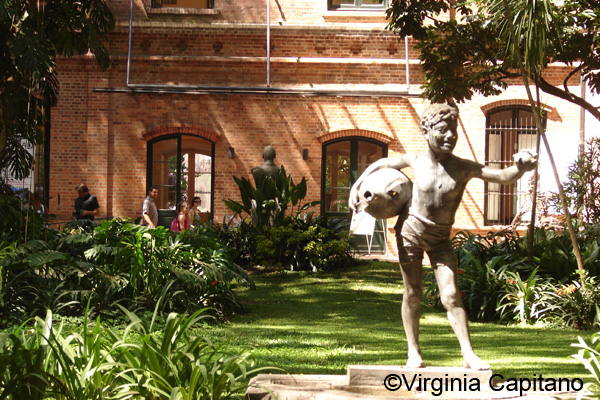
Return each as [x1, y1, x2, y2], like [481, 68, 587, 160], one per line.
[563, 64, 583, 94]
[537, 76, 600, 121]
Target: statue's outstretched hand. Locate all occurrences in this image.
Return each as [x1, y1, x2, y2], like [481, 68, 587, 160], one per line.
[514, 149, 538, 171]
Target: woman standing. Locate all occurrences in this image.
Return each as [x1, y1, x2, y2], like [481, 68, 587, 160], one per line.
[188, 197, 202, 228]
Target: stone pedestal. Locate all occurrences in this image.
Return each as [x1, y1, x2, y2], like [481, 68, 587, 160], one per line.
[246, 365, 588, 400]
[347, 365, 493, 388]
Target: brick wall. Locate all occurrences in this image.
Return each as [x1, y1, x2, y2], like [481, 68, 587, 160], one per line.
[49, 0, 583, 257]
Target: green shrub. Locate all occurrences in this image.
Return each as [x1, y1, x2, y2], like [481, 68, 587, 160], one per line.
[254, 214, 355, 271]
[560, 136, 600, 225]
[496, 268, 555, 324]
[424, 231, 524, 321]
[208, 218, 257, 267]
[0, 306, 268, 399]
[424, 228, 600, 328]
[572, 330, 600, 395]
[537, 274, 600, 330]
[221, 168, 355, 272]
[524, 226, 579, 281]
[223, 166, 319, 230]
[0, 218, 252, 324]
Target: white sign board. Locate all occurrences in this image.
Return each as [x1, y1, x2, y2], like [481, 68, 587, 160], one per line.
[350, 211, 376, 236]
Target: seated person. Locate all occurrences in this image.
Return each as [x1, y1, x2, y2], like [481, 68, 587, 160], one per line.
[170, 201, 190, 232]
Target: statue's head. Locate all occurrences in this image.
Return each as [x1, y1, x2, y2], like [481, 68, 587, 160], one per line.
[263, 145, 276, 161]
[420, 104, 458, 134]
[421, 104, 459, 154]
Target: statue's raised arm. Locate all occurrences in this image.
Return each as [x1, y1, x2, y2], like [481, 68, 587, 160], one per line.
[476, 149, 538, 184]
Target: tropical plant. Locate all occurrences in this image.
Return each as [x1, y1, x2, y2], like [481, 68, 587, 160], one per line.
[254, 213, 355, 272]
[221, 167, 355, 272]
[84, 220, 184, 302]
[0, 219, 253, 324]
[0, 0, 115, 191]
[433, 230, 526, 321]
[223, 166, 319, 230]
[207, 216, 256, 267]
[572, 331, 600, 395]
[496, 268, 555, 324]
[560, 137, 600, 225]
[106, 305, 269, 400]
[539, 274, 600, 330]
[424, 228, 600, 327]
[0, 305, 270, 399]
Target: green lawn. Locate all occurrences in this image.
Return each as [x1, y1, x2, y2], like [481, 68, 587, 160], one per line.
[204, 259, 594, 382]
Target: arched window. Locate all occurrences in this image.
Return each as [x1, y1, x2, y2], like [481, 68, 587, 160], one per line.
[147, 134, 214, 227]
[322, 137, 387, 251]
[485, 106, 543, 225]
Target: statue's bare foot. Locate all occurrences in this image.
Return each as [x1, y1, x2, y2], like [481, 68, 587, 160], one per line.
[406, 352, 425, 368]
[463, 353, 490, 370]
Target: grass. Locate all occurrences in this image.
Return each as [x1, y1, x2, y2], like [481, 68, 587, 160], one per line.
[202, 259, 594, 382]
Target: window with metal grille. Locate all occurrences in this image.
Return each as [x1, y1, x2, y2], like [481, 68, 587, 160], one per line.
[484, 106, 543, 225]
[328, 0, 388, 10]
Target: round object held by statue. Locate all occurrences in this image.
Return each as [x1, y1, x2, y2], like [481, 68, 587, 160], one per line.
[351, 168, 412, 219]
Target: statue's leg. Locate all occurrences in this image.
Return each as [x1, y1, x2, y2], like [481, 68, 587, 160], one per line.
[429, 245, 490, 371]
[398, 244, 425, 368]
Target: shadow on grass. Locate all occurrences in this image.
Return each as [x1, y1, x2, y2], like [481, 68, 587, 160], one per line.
[205, 260, 590, 380]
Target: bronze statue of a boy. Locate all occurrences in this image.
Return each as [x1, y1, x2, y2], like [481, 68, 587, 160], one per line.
[350, 104, 537, 370]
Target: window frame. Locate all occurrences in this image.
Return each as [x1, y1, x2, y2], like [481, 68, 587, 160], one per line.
[483, 105, 544, 226]
[146, 133, 215, 225]
[321, 136, 388, 253]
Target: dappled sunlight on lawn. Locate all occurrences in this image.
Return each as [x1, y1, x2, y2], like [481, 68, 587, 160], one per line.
[203, 261, 594, 381]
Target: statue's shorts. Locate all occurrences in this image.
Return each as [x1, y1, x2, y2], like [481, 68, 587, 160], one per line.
[395, 211, 457, 269]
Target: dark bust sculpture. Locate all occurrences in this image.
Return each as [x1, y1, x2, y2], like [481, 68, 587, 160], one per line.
[350, 103, 537, 371]
[252, 145, 281, 187]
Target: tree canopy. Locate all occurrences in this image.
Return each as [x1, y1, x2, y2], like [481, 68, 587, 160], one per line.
[386, 0, 600, 119]
[0, 0, 114, 191]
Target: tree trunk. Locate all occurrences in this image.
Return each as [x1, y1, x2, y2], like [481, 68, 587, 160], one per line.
[501, 0, 585, 276]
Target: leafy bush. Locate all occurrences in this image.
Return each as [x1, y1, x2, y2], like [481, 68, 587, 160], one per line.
[424, 230, 524, 321]
[0, 306, 268, 399]
[524, 226, 580, 281]
[223, 167, 319, 230]
[200, 217, 257, 269]
[537, 274, 600, 330]
[424, 229, 600, 328]
[572, 330, 600, 396]
[561, 137, 600, 224]
[254, 213, 355, 272]
[0, 191, 55, 244]
[221, 169, 355, 272]
[0, 218, 252, 324]
[496, 268, 555, 324]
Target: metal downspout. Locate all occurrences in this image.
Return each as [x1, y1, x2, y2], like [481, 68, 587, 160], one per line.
[126, 0, 134, 86]
[267, 0, 270, 87]
[405, 36, 410, 92]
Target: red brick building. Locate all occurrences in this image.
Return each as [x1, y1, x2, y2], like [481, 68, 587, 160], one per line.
[46, 0, 583, 255]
